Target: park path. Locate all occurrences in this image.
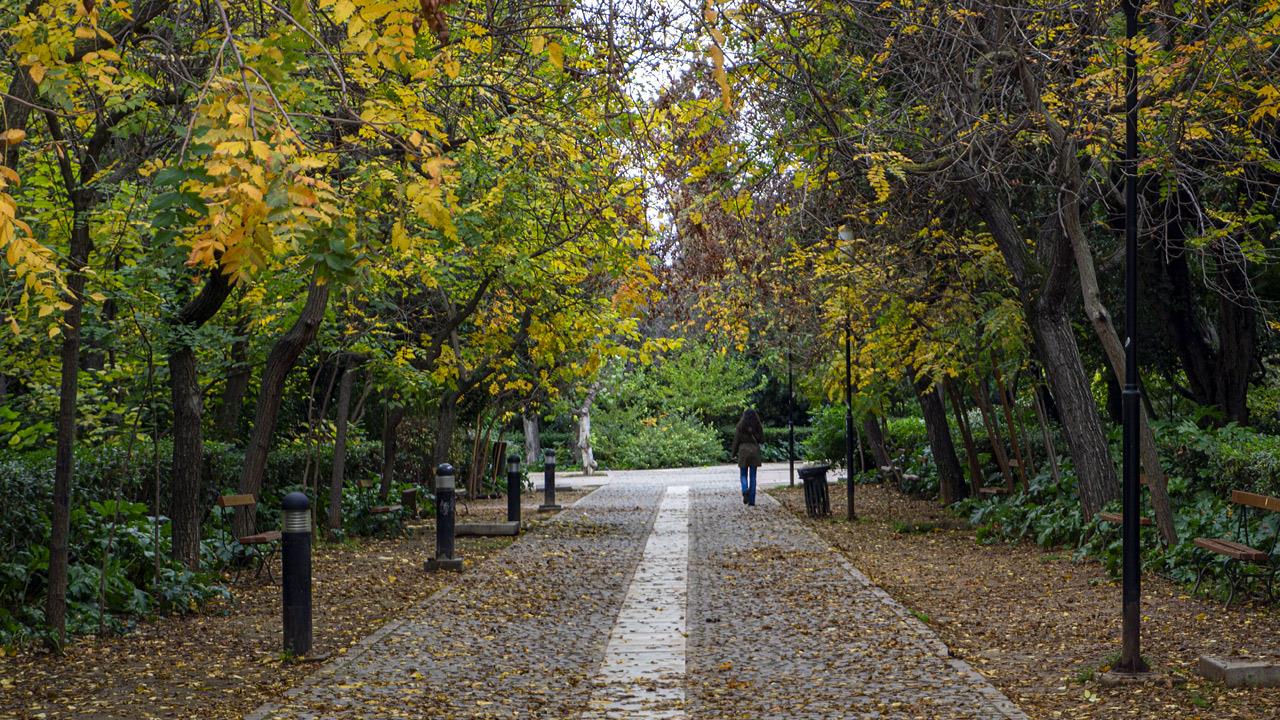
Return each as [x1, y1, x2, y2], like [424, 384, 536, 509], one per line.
[247, 467, 1026, 719]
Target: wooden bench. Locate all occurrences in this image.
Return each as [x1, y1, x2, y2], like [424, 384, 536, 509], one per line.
[357, 479, 403, 515]
[1193, 490, 1280, 607]
[977, 486, 1009, 496]
[216, 494, 281, 583]
[1097, 511, 1152, 526]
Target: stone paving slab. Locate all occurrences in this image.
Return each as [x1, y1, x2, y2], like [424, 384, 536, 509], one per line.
[685, 485, 1028, 720]
[247, 472, 1026, 720]
[247, 484, 663, 720]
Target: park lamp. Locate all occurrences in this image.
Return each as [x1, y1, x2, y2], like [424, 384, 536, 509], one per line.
[544, 448, 556, 467]
[508, 454, 521, 475]
[282, 492, 310, 533]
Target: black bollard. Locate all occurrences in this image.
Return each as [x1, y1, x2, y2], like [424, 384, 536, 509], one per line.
[538, 448, 561, 512]
[507, 454, 522, 523]
[425, 463, 464, 572]
[281, 491, 312, 656]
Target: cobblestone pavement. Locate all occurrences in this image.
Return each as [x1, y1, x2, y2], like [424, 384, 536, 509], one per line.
[248, 471, 1026, 719]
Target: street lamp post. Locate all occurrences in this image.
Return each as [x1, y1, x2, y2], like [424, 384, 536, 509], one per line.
[1118, 0, 1147, 674]
[838, 225, 856, 520]
[788, 345, 795, 487]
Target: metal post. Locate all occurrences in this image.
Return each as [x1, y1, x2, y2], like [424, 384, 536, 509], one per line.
[281, 492, 312, 656]
[845, 311, 856, 520]
[539, 448, 561, 512]
[788, 346, 795, 487]
[1118, 0, 1147, 674]
[426, 463, 463, 572]
[507, 454, 522, 523]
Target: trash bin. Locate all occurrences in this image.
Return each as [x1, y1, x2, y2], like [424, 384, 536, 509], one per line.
[798, 464, 831, 518]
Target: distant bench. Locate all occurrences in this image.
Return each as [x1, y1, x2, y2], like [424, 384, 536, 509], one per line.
[216, 494, 281, 583]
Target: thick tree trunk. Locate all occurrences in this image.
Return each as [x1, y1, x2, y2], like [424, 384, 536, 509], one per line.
[1029, 307, 1118, 520]
[168, 269, 233, 569]
[379, 401, 405, 501]
[945, 379, 984, 496]
[214, 319, 250, 441]
[234, 277, 330, 537]
[522, 413, 541, 467]
[327, 360, 355, 536]
[863, 415, 891, 471]
[911, 371, 967, 504]
[47, 214, 92, 648]
[431, 390, 460, 484]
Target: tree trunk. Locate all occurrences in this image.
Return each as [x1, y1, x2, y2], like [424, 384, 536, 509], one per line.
[380, 401, 406, 501]
[214, 318, 250, 441]
[911, 371, 967, 504]
[576, 385, 600, 475]
[1032, 381, 1063, 487]
[327, 360, 355, 536]
[1029, 306, 1118, 520]
[47, 210, 92, 648]
[972, 380, 1014, 490]
[168, 269, 233, 569]
[993, 365, 1028, 491]
[523, 413, 541, 467]
[945, 379, 984, 496]
[863, 415, 891, 471]
[234, 276, 331, 537]
[431, 390, 460, 484]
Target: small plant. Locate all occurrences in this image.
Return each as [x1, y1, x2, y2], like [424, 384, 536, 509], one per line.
[908, 608, 931, 624]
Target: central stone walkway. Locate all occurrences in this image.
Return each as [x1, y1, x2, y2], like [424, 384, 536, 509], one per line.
[248, 468, 1027, 719]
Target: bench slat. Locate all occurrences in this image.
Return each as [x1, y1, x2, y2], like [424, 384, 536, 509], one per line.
[238, 530, 281, 545]
[217, 494, 256, 508]
[370, 505, 403, 514]
[1097, 511, 1152, 526]
[1194, 537, 1269, 562]
[1231, 490, 1280, 513]
[977, 486, 1009, 496]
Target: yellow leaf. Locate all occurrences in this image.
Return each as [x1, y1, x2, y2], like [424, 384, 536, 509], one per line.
[531, 35, 546, 54]
[28, 64, 46, 84]
[443, 59, 460, 79]
[547, 42, 564, 70]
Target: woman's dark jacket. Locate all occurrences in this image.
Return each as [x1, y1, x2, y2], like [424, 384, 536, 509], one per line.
[731, 426, 763, 469]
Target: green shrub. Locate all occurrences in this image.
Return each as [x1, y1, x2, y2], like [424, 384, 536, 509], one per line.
[803, 405, 848, 465]
[595, 414, 723, 469]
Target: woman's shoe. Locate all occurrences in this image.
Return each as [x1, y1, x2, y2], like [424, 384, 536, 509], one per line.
[742, 491, 748, 504]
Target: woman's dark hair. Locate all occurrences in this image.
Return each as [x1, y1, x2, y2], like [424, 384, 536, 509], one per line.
[737, 409, 763, 442]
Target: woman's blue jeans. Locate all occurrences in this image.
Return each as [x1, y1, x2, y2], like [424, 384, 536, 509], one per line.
[739, 465, 757, 505]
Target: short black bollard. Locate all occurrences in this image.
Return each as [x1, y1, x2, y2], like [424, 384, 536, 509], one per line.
[281, 491, 312, 656]
[798, 464, 831, 518]
[507, 454, 522, 523]
[425, 463, 464, 572]
[539, 448, 561, 512]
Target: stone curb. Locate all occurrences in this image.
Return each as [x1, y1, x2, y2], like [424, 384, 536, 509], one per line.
[243, 486, 605, 720]
[759, 493, 1031, 720]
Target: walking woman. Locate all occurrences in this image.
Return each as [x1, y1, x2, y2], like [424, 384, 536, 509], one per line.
[731, 409, 764, 506]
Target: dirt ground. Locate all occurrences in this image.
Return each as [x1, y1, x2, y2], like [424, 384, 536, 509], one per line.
[772, 483, 1280, 720]
[0, 489, 586, 720]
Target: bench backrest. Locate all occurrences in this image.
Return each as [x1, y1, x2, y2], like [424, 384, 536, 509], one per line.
[217, 493, 257, 508]
[1232, 490, 1280, 513]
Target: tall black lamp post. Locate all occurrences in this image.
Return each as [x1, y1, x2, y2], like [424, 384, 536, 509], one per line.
[838, 225, 856, 520]
[1118, 0, 1147, 674]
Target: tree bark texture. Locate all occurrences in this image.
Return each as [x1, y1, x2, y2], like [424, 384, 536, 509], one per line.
[945, 380, 984, 495]
[234, 277, 331, 537]
[47, 213, 91, 648]
[327, 360, 355, 535]
[168, 269, 233, 569]
[215, 319, 250, 440]
[431, 390, 460, 484]
[522, 413, 541, 467]
[911, 371, 967, 504]
[972, 380, 1014, 490]
[380, 401, 406, 501]
[576, 383, 601, 475]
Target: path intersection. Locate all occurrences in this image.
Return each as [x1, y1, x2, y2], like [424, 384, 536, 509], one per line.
[248, 465, 1027, 719]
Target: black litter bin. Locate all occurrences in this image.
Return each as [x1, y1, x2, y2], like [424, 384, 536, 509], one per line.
[798, 464, 831, 518]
